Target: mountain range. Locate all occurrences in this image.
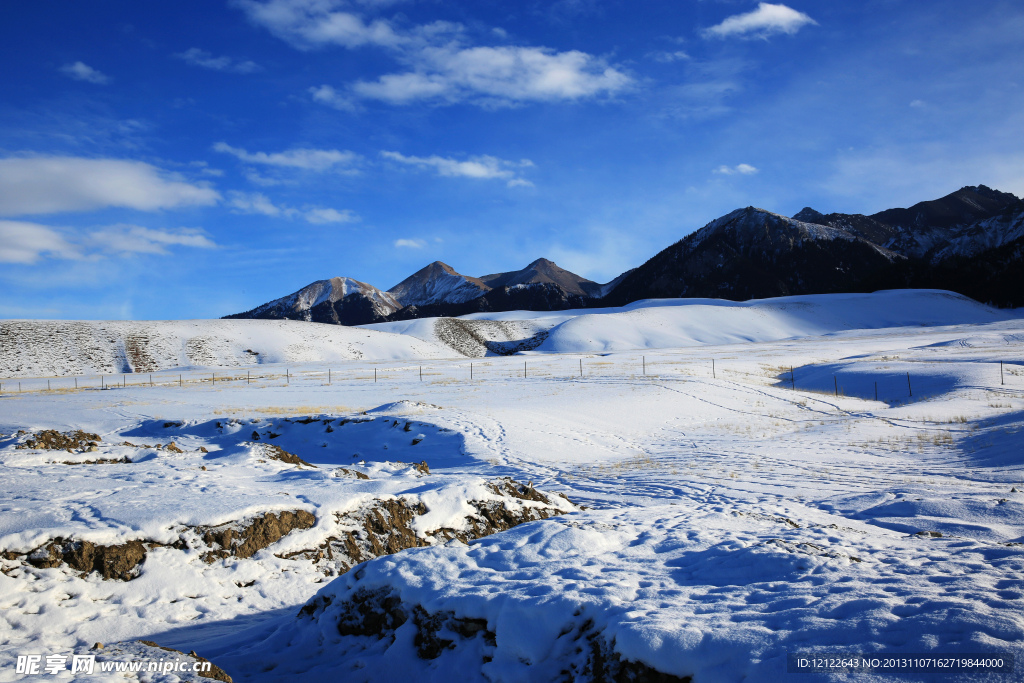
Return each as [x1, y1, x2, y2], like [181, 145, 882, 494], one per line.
[225, 184, 1024, 325]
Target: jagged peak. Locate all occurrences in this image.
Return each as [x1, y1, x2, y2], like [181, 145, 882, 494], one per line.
[792, 207, 826, 223]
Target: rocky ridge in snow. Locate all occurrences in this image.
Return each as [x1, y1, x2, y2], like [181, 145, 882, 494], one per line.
[225, 277, 401, 326]
[795, 185, 1022, 260]
[387, 261, 489, 307]
[604, 206, 902, 306]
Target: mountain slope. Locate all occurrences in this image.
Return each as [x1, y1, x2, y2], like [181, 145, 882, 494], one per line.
[795, 185, 1020, 259]
[479, 258, 603, 297]
[928, 198, 1024, 262]
[224, 277, 401, 326]
[387, 261, 489, 307]
[604, 207, 900, 306]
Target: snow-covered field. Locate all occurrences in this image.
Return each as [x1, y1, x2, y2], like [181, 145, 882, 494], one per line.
[0, 318, 450, 379]
[1, 290, 1023, 682]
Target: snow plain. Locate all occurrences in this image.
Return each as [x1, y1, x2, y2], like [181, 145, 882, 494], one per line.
[1, 290, 1023, 682]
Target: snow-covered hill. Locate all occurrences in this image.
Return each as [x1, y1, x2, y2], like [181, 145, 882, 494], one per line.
[368, 289, 1013, 357]
[0, 318, 449, 377]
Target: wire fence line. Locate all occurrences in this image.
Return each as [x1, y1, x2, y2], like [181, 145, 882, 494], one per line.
[1, 355, 1020, 404]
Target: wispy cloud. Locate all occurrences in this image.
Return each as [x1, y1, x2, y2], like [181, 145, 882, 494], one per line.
[60, 61, 111, 84]
[713, 164, 759, 175]
[214, 142, 360, 171]
[227, 191, 358, 224]
[174, 48, 261, 74]
[0, 157, 220, 216]
[236, 0, 631, 108]
[0, 220, 216, 264]
[394, 238, 426, 248]
[86, 225, 217, 255]
[351, 45, 632, 106]
[305, 207, 358, 224]
[0, 221, 80, 263]
[233, 0, 406, 50]
[309, 85, 358, 111]
[647, 50, 690, 63]
[704, 3, 817, 40]
[381, 151, 534, 187]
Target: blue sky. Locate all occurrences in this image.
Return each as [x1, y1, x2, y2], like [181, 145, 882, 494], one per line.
[1, 0, 1022, 320]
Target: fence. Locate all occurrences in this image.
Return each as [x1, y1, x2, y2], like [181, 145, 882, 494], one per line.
[0, 356, 1020, 405]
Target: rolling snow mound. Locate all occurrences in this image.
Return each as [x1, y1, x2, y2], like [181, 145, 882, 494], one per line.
[368, 290, 1016, 357]
[0, 319, 449, 378]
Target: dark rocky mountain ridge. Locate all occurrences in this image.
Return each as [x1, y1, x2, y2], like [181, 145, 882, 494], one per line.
[607, 185, 1022, 308]
[225, 185, 1024, 325]
[223, 277, 402, 326]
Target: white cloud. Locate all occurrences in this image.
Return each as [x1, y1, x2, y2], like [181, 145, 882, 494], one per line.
[85, 225, 217, 255]
[309, 84, 358, 111]
[394, 238, 427, 249]
[353, 45, 631, 106]
[305, 207, 358, 224]
[713, 163, 759, 175]
[704, 3, 817, 39]
[910, 100, 926, 108]
[0, 221, 80, 263]
[228, 191, 358, 224]
[174, 48, 261, 74]
[60, 61, 110, 84]
[648, 50, 690, 63]
[381, 151, 535, 186]
[228, 191, 288, 216]
[233, 0, 406, 50]
[236, 1, 630, 108]
[0, 157, 220, 216]
[0, 220, 216, 264]
[214, 142, 359, 171]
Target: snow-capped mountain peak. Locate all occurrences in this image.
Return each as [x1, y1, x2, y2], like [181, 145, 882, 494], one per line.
[225, 277, 401, 325]
[386, 261, 488, 307]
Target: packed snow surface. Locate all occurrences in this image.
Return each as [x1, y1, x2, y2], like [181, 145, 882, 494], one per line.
[1, 290, 1023, 682]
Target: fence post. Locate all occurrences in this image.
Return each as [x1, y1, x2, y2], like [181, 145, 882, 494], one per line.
[420, 366, 422, 381]
[247, 370, 250, 385]
[834, 376, 838, 397]
[712, 359, 715, 379]
[524, 361, 527, 378]
[791, 366, 795, 390]
[179, 375, 182, 388]
[75, 378, 78, 389]
[48, 380, 50, 391]
[122, 374, 125, 388]
[907, 372, 912, 397]
[1001, 361, 1004, 385]
[287, 369, 290, 384]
